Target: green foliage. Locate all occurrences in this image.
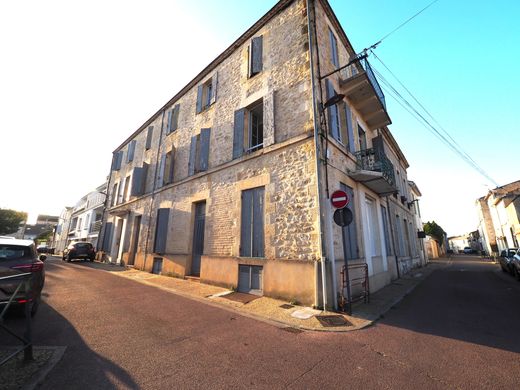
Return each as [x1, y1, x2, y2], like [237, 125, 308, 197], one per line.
[36, 230, 53, 244]
[0, 208, 27, 235]
[424, 220, 446, 244]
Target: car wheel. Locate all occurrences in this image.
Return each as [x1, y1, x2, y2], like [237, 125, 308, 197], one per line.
[89, 257, 94, 262]
[30, 297, 40, 317]
[501, 266, 507, 273]
[67, 255, 72, 262]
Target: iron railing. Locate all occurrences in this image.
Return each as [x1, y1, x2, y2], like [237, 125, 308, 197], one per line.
[0, 272, 34, 365]
[339, 57, 386, 110]
[89, 220, 102, 233]
[354, 147, 396, 188]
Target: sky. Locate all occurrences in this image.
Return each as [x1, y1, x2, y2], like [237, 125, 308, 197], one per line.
[1, 0, 518, 235]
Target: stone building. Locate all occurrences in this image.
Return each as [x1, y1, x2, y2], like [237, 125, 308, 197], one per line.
[99, 0, 424, 309]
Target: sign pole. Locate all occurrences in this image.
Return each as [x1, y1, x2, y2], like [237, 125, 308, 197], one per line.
[341, 227, 353, 315]
[325, 202, 338, 311]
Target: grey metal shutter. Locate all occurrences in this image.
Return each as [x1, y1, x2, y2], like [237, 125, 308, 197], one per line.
[329, 29, 339, 68]
[199, 128, 210, 172]
[130, 167, 144, 196]
[146, 126, 153, 150]
[341, 183, 358, 260]
[345, 104, 355, 153]
[233, 109, 245, 159]
[238, 265, 250, 292]
[210, 72, 218, 105]
[142, 163, 149, 194]
[127, 140, 136, 162]
[166, 110, 173, 134]
[325, 79, 340, 141]
[252, 187, 265, 257]
[188, 135, 197, 176]
[102, 222, 113, 252]
[154, 208, 170, 254]
[112, 151, 122, 171]
[240, 189, 253, 257]
[157, 154, 166, 188]
[196, 85, 203, 113]
[251, 36, 263, 75]
[172, 104, 180, 132]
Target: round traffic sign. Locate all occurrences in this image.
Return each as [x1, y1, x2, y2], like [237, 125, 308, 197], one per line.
[333, 207, 353, 227]
[331, 190, 349, 209]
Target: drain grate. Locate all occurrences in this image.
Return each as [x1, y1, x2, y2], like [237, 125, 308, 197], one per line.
[279, 304, 294, 309]
[315, 315, 351, 327]
[281, 327, 303, 334]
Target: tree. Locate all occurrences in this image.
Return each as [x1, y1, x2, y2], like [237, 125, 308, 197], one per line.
[0, 208, 27, 235]
[424, 220, 446, 244]
[36, 230, 53, 244]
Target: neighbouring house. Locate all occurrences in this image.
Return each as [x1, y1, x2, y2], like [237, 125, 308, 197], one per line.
[408, 180, 427, 266]
[476, 180, 520, 255]
[98, 0, 425, 309]
[6, 213, 58, 242]
[54, 184, 107, 253]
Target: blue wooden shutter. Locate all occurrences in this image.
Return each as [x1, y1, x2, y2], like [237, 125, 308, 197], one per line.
[240, 189, 253, 257]
[341, 184, 358, 260]
[326, 79, 340, 141]
[252, 187, 265, 257]
[167, 149, 175, 184]
[157, 154, 166, 188]
[172, 104, 180, 132]
[199, 128, 210, 172]
[146, 126, 153, 150]
[102, 222, 113, 252]
[251, 36, 263, 75]
[112, 151, 122, 170]
[188, 135, 197, 176]
[154, 208, 169, 254]
[233, 109, 245, 159]
[141, 163, 149, 194]
[166, 110, 173, 134]
[329, 29, 339, 68]
[130, 167, 144, 196]
[210, 72, 217, 105]
[345, 104, 355, 153]
[196, 85, 203, 113]
[127, 140, 136, 162]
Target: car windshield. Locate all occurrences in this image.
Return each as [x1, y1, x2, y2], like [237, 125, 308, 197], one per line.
[0, 245, 33, 261]
[75, 243, 91, 249]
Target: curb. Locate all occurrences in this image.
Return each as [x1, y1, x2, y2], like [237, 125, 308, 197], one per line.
[22, 346, 66, 390]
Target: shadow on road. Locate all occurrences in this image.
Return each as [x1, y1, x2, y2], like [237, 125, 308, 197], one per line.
[2, 301, 138, 389]
[379, 256, 520, 354]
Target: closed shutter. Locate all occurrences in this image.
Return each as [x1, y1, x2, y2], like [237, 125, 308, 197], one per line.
[127, 140, 136, 162]
[252, 187, 265, 257]
[325, 79, 340, 141]
[345, 104, 355, 153]
[172, 104, 180, 132]
[188, 136, 197, 176]
[166, 110, 173, 134]
[102, 222, 113, 252]
[130, 167, 144, 196]
[157, 154, 166, 188]
[240, 189, 253, 257]
[199, 128, 210, 172]
[341, 184, 358, 260]
[233, 109, 245, 159]
[167, 149, 175, 184]
[210, 72, 218, 105]
[329, 29, 339, 68]
[250, 35, 263, 75]
[154, 208, 170, 254]
[251, 266, 263, 291]
[112, 151, 123, 171]
[145, 126, 153, 150]
[196, 85, 203, 114]
[238, 265, 250, 293]
[141, 163, 149, 194]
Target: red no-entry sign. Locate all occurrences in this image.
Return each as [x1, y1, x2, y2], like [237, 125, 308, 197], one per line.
[331, 190, 349, 209]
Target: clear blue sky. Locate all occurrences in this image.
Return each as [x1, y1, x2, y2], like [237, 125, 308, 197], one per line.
[1, 0, 518, 235]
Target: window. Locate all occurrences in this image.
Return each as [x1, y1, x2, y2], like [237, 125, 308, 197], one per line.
[122, 175, 131, 203]
[341, 183, 358, 260]
[381, 205, 392, 255]
[364, 196, 380, 257]
[127, 140, 136, 163]
[358, 124, 367, 151]
[344, 104, 355, 153]
[233, 100, 264, 159]
[329, 28, 339, 68]
[240, 187, 265, 257]
[154, 209, 170, 254]
[188, 128, 211, 176]
[78, 218, 82, 231]
[403, 218, 411, 257]
[70, 217, 78, 231]
[325, 79, 353, 148]
[396, 215, 405, 256]
[84, 214, 90, 230]
[325, 79, 341, 142]
[196, 73, 217, 114]
[145, 126, 153, 150]
[130, 163, 148, 197]
[111, 183, 119, 207]
[166, 104, 180, 135]
[161, 149, 175, 186]
[248, 35, 263, 77]
[409, 222, 417, 256]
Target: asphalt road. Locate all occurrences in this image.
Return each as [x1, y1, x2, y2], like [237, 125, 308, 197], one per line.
[3, 255, 520, 389]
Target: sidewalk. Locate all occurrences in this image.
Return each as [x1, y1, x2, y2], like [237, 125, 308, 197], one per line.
[82, 258, 445, 332]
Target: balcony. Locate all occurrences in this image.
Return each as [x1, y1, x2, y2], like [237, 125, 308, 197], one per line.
[350, 148, 397, 195]
[89, 220, 102, 234]
[339, 58, 391, 130]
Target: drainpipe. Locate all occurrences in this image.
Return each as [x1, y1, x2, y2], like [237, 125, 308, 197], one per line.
[307, 0, 332, 310]
[143, 110, 166, 271]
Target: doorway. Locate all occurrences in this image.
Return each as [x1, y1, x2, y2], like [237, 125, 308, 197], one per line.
[191, 201, 206, 276]
[128, 215, 141, 266]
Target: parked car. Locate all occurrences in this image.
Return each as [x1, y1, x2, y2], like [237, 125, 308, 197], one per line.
[36, 245, 48, 254]
[498, 248, 518, 274]
[511, 250, 520, 280]
[463, 247, 475, 254]
[0, 238, 46, 316]
[62, 242, 96, 262]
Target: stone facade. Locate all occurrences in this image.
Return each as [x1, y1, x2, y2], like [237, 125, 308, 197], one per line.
[100, 0, 425, 309]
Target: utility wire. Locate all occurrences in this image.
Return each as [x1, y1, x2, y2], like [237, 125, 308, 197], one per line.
[362, 0, 440, 52]
[370, 63, 499, 186]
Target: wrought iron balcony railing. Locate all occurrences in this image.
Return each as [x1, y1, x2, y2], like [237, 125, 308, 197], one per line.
[340, 57, 386, 110]
[354, 147, 396, 188]
[89, 220, 102, 234]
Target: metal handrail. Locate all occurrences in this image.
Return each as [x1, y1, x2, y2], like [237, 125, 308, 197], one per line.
[0, 272, 34, 365]
[354, 147, 396, 187]
[339, 57, 386, 110]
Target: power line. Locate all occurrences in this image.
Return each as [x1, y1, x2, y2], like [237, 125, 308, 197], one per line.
[370, 62, 499, 186]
